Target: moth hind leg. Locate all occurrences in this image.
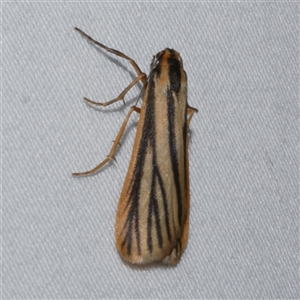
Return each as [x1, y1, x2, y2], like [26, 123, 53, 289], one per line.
[72, 106, 141, 176]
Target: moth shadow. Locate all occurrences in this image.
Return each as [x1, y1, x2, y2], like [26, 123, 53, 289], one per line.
[121, 259, 180, 270]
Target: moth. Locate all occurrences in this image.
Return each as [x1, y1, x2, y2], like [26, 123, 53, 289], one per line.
[73, 27, 198, 264]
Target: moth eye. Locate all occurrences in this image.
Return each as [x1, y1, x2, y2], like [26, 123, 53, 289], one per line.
[150, 55, 156, 69]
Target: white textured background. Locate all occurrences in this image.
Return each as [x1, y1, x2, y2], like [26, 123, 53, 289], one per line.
[3, 2, 299, 299]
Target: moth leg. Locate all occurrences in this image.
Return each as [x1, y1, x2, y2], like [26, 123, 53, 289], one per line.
[187, 105, 198, 126]
[73, 106, 141, 176]
[83, 74, 145, 107]
[75, 27, 147, 106]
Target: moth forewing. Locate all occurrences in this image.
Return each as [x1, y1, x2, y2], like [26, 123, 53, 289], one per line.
[115, 50, 191, 264]
[73, 28, 197, 265]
